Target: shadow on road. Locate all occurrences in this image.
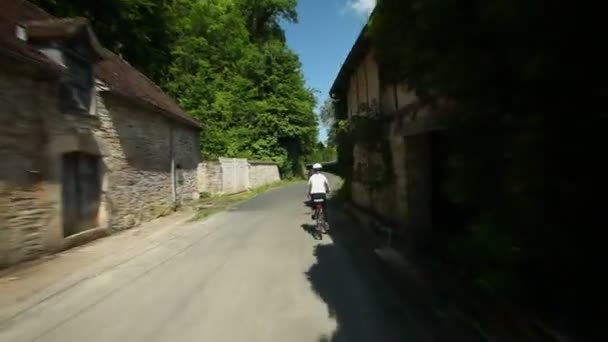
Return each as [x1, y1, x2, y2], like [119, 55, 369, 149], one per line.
[301, 191, 488, 342]
[302, 197, 410, 342]
[301, 223, 322, 240]
[298, 175, 490, 341]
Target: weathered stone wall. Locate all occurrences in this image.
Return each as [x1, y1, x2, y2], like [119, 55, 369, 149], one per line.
[197, 159, 280, 195]
[335, 30, 444, 245]
[174, 128, 200, 203]
[197, 159, 248, 195]
[249, 161, 280, 188]
[220, 158, 250, 195]
[349, 131, 431, 238]
[197, 161, 222, 194]
[0, 68, 59, 267]
[96, 94, 199, 230]
[350, 143, 398, 225]
[0, 64, 200, 268]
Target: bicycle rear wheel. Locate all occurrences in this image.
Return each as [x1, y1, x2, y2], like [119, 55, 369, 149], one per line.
[316, 209, 325, 234]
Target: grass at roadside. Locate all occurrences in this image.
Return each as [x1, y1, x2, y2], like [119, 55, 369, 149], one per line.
[191, 178, 303, 221]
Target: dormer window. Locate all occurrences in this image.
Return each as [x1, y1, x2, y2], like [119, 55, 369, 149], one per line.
[62, 53, 95, 114]
[22, 17, 104, 115]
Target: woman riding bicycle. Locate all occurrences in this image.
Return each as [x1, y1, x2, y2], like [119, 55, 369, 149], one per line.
[307, 163, 330, 220]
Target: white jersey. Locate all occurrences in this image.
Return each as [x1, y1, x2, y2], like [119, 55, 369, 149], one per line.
[308, 173, 329, 194]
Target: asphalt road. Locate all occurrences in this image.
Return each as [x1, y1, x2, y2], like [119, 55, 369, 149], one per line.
[0, 179, 433, 342]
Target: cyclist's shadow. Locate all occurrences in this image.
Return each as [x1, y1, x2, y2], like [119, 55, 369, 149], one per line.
[301, 223, 322, 240]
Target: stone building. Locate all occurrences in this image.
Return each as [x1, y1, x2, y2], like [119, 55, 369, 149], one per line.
[330, 23, 453, 247]
[0, 1, 201, 267]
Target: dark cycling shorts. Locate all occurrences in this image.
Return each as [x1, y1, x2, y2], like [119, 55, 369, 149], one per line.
[309, 193, 327, 208]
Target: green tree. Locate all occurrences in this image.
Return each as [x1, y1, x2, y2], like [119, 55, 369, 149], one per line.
[240, 0, 297, 42]
[164, 0, 317, 176]
[318, 98, 335, 127]
[307, 142, 337, 164]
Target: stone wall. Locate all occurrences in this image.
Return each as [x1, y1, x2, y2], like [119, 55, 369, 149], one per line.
[0, 68, 58, 267]
[197, 159, 280, 195]
[249, 161, 280, 188]
[220, 158, 250, 195]
[349, 130, 432, 239]
[174, 127, 200, 204]
[96, 94, 200, 230]
[197, 161, 222, 194]
[350, 143, 399, 225]
[0, 64, 200, 268]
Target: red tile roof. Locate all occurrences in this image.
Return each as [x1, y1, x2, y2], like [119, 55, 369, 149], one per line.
[0, 0, 200, 129]
[97, 51, 201, 128]
[0, 34, 61, 71]
[0, 0, 59, 71]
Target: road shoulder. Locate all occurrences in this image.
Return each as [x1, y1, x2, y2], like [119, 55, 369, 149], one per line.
[0, 210, 195, 323]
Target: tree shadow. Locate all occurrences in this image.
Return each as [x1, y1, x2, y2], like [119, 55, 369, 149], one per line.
[306, 244, 407, 342]
[302, 192, 489, 342]
[303, 197, 412, 342]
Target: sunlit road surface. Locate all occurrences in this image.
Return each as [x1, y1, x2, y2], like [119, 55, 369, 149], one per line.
[0, 177, 431, 342]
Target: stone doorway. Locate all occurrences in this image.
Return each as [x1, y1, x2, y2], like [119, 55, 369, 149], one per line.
[61, 152, 101, 237]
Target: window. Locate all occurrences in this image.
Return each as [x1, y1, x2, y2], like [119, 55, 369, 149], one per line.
[61, 53, 95, 114]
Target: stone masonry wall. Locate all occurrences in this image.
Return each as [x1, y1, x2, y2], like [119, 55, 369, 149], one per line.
[350, 143, 398, 224]
[197, 159, 280, 195]
[96, 94, 199, 230]
[349, 133, 431, 238]
[249, 162, 280, 188]
[0, 69, 59, 267]
[220, 158, 249, 195]
[0, 65, 200, 268]
[197, 161, 222, 194]
[174, 128, 200, 203]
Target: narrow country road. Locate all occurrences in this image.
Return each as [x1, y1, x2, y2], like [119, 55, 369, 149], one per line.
[0, 179, 433, 342]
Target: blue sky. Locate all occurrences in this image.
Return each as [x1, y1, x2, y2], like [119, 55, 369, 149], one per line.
[282, 0, 375, 142]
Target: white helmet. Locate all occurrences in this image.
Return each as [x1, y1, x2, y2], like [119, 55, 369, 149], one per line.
[312, 163, 322, 170]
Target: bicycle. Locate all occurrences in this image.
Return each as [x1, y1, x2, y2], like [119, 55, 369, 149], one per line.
[312, 197, 328, 236]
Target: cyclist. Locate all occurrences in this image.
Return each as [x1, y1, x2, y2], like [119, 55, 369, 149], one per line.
[307, 163, 330, 220]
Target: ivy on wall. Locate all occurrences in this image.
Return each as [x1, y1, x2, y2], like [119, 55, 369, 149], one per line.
[335, 103, 395, 188]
